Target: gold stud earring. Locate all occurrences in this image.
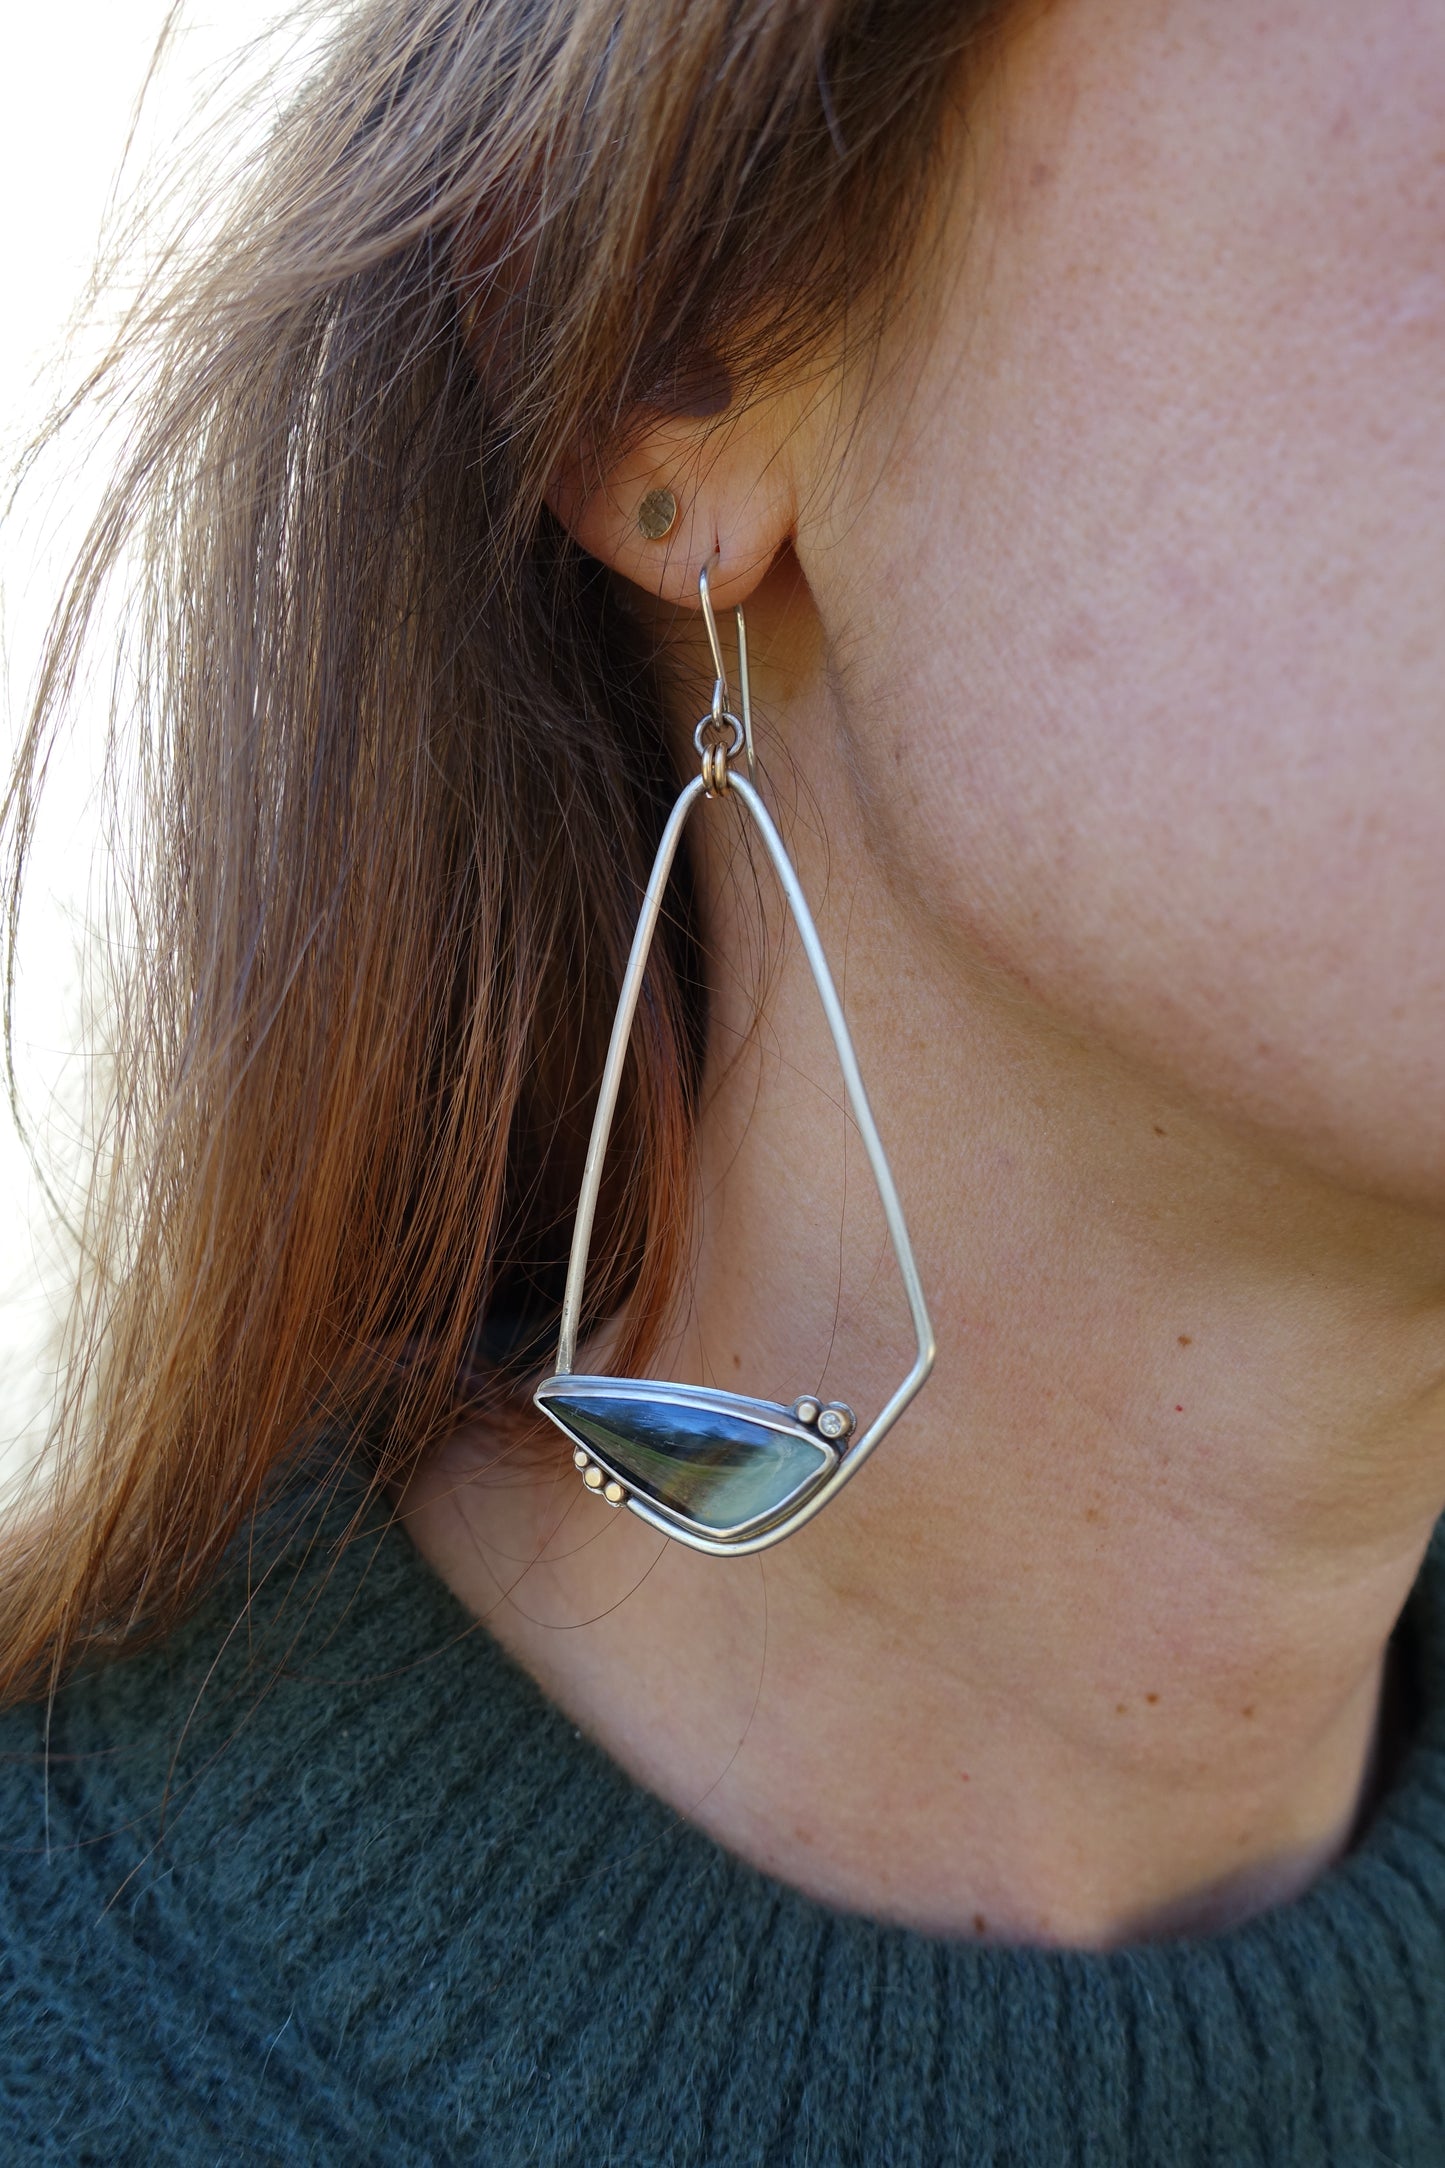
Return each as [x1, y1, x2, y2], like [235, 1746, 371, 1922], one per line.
[636, 486, 678, 541]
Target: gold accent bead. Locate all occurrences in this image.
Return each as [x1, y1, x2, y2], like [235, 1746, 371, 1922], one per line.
[583, 1465, 605, 1490]
[572, 1447, 589, 1471]
[603, 1480, 625, 1506]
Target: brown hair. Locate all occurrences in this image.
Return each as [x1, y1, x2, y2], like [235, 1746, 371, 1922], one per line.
[1, 0, 1009, 1701]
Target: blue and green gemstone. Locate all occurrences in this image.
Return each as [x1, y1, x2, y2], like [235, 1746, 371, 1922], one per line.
[533, 1378, 855, 1541]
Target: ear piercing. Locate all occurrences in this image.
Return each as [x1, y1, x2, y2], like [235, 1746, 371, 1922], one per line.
[636, 486, 678, 540]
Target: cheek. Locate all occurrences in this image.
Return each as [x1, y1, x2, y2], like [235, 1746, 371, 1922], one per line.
[842, 0, 1445, 1200]
[940, 667, 1445, 1203]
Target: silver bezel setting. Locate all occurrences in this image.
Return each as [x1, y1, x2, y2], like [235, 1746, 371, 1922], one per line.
[534, 1375, 843, 1543]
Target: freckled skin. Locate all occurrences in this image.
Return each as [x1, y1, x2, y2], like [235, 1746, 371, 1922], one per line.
[832, 0, 1445, 1210]
[409, 0, 1445, 1950]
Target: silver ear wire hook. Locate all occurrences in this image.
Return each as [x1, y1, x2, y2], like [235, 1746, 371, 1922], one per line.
[735, 604, 754, 782]
[698, 555, 756, 781]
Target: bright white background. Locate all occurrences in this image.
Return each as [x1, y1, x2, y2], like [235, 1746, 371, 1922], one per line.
[0, 4, 282, 1480]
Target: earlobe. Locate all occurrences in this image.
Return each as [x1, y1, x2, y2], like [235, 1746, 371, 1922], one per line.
[547, 407, 796, 614]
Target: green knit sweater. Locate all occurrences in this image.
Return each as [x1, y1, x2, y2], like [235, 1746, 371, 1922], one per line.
[2, 1476, 1443, 2165]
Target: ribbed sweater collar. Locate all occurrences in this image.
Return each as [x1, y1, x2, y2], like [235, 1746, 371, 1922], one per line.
[7, 1480, 1445, 2164]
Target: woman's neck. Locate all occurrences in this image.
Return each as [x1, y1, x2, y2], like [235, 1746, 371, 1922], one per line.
[401, 590, 1445, 1949]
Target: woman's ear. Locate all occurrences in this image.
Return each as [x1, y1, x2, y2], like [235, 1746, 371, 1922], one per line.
[547, 392, 800, 614]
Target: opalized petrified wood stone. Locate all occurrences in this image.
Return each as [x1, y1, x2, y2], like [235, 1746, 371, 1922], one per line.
[537, 1386, 834, 1537]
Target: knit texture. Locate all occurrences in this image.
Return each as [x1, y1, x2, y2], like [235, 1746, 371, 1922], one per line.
[3, 1477, 1444, 2166]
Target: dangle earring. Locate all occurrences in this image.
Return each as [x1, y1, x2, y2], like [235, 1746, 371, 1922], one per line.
[534, 553, 934, 1555]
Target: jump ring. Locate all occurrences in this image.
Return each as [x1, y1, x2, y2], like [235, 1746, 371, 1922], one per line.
[692, 710, 745, 760]
[701, 743, 733, 795]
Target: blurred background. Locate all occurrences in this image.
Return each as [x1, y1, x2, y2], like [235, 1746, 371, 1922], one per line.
[0, 4, 283, 1484]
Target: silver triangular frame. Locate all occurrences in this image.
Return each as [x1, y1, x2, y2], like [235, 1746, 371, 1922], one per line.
[534, 593, 934, 1555]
